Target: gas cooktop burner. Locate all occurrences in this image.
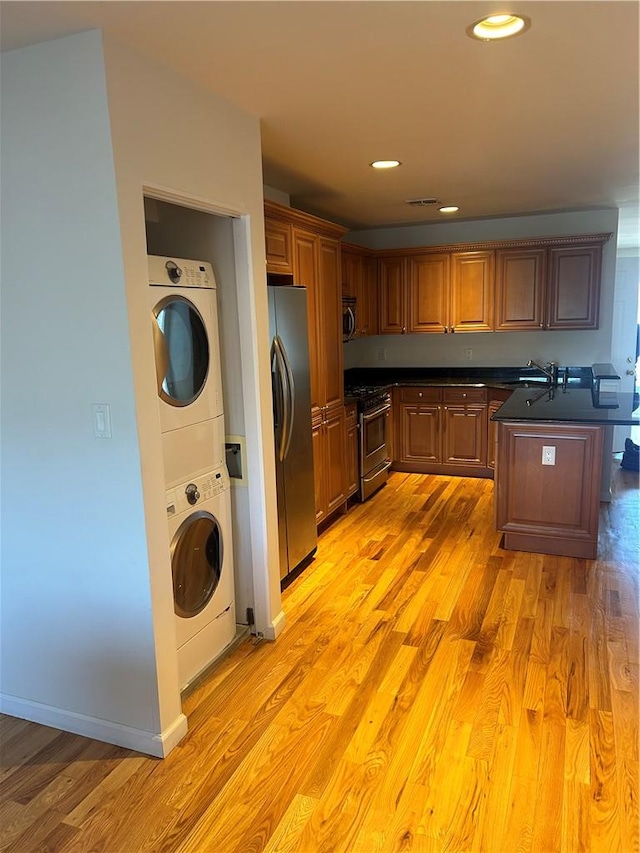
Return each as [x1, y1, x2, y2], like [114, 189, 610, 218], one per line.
[345, 384, 387, 399]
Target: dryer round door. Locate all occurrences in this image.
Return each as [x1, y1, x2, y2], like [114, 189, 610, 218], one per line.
[171, 510, 223, 618]
[152, 294, 210, 407]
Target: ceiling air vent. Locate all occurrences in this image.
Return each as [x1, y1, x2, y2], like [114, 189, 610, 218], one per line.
[405, 198, 440, 207]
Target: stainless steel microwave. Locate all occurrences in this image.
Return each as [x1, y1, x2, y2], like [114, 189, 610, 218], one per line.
[342, 297, 357, 342]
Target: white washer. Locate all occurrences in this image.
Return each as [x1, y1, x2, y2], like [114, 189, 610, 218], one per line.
[166, 467, 236, 691]
[148, 255, 225, 483]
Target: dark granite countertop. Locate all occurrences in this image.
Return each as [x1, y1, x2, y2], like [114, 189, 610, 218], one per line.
[344, 365, 591, 393]
[343, 366, 639, 424]
[491, 386, 640, 426]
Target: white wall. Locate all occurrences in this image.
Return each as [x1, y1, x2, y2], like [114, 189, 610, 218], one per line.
[344, 209, 619, 370]
[0, 32, 169, 752]
[0, 29, 282, 756]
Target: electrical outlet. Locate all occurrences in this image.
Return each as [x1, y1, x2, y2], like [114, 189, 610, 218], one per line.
[542, 445, 556, 465]
[377, 347, 387, 362]
[465, 348, 473, 361]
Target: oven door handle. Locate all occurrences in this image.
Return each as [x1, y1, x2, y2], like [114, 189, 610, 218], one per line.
[362, 459, 392, 482]
[361, 402, 391, 422]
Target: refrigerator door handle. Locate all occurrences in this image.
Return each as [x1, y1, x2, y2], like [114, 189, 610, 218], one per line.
[276, 334, 295, 460]
[272, 335, 294, 461]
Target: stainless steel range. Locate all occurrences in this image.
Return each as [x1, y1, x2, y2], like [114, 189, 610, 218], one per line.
[346, 385, 392, 501]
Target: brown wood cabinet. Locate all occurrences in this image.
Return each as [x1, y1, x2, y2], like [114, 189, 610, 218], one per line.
[395, 386, 490, 476]
[265, 200, 348, 525]
[341, 244, 378, 336]
[495, 421, 604, 559]
[375, 233, 609, 335]
[407, 254, 450, 333]
[264, 218, 293, 274]
[487, 389, 514, 470]
[494, 248, 546, 331]
[345, 403, 358, 498]
[312, 403, 347, 524]
[441, 387, 487, 466]
[450, 251, 494, 332]
[379, 256, 406, 334]
[546, 243, 602, 329]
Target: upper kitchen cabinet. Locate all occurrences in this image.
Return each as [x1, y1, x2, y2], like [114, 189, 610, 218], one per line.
[265, 201, 347, 415]
[494, 247, 546, 331]
[341, 243, 379, 337]
[264, 217, 293, 274]
[450, 250, 494, 332]
[407, 253, 450, 333]
[546, 243, 602, 330]
[383, 249, 493, 334]
[379, 256, 407, 334]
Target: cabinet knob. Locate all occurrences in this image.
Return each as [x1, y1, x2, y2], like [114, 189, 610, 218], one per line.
[402, 326, 407, 334]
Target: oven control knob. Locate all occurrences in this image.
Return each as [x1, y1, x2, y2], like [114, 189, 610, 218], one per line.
[165, 261, 183, 283]
[185, 483, 200, 505]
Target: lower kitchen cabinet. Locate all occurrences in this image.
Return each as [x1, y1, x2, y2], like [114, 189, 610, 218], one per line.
[495, 421, 604, 559]
[345, 403, 359, 498]
[312, 403, 346, 525]
[443, 406, 486, 467]
[395, 386, 491, 476]
[488, 389, 513, 470]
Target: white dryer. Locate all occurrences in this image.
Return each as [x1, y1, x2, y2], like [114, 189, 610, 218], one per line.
[166, 467, 236, 691]
[149, 255, 225, 483]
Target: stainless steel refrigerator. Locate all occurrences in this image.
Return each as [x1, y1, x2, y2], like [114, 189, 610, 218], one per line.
[268, 284, 317, 581]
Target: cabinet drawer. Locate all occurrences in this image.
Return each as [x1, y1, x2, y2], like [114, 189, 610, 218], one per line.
[443, 387, 487, 404]
[400, 386, 442, 404]
[345, 403, 357, 428]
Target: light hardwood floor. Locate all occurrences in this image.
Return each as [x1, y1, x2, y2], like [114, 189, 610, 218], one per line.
[1, 466, 638, 852]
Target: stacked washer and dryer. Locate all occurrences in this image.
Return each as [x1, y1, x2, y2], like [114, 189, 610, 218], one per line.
[148, 255, 236, 691]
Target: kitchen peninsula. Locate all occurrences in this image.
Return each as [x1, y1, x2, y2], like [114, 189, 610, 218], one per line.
[492, 382, 639, 559]
[344, 365, 638, 560]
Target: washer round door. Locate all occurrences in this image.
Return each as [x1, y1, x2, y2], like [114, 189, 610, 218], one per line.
[171, 510, 223, 618]
[152, 294, 210, 407]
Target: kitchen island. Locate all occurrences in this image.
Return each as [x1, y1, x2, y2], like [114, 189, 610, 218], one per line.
[492, 384, 639, 559]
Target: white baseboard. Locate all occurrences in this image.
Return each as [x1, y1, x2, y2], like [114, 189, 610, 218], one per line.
[0, 693, 188, 758]
[262, 609, 286, 641]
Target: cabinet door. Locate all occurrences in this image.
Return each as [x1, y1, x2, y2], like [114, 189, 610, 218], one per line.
[379, 257, 406, 334]
[487, 390, 512, 471]
[265, 218, 293, 274]
[451, 251, 494, 332]
[341, 249, 361, 300]
[312, 418, 326, 525]
[494, 248, 546, 331]
[325, 406, 347, 515]
[546, 244, 601, 329]
[360, 255, 379, 336]
[495, 422, 604, 559]
[443, 405, 487, 467]
[408, 253, 450, 333]
[293, 228, 321, 413]
[400, 404, 441, 464]
[319, 238, 344, 409]
[345, 405, 359, 497]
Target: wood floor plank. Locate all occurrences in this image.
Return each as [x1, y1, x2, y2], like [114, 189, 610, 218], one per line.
[0, 465, 636, 853]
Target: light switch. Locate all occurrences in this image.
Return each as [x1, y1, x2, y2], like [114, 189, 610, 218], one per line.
[92, 403, 112, 439]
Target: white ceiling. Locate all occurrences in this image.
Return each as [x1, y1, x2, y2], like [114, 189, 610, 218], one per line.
[1, 1, 639, 248]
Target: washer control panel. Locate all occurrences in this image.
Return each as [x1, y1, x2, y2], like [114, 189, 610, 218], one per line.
[148, 255, 216, 289]
[166, 468, 228, 517]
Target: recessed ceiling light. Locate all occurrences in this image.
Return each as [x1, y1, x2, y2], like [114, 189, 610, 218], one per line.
[439, 206, 460, 214]
[467, 14, 530, 41]
[370, 160, 401, 169]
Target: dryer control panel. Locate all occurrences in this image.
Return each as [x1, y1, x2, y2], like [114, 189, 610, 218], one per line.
[148, 255, 216, 289]
[166, 468, 229, 517]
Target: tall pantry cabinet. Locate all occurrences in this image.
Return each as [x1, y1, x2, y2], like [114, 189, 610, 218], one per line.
[264, 200, 348, 525]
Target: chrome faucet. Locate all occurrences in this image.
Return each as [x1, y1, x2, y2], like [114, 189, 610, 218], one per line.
[527, 359, 559, 386]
